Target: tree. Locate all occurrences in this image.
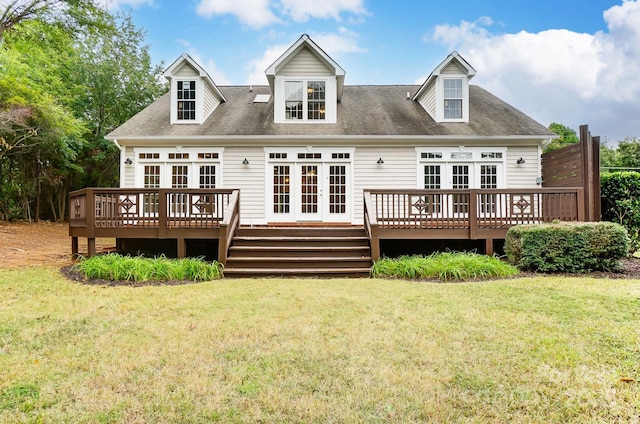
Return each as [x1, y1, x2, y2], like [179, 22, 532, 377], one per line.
[0, 2, 165, 221]
[70, 12, 166, 189]
[545, 122, 579, 152]
[600, 137, 640, 171]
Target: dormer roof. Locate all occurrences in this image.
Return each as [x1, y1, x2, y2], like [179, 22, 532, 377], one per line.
[265, 34, 346, 102]
[163, 53, 227, 103]
[411, 51, 476, 102]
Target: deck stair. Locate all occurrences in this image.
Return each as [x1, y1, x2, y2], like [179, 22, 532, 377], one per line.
[223, 226, 373, 278]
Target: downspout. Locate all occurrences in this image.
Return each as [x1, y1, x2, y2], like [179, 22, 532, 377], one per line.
[113, 138, 126, 188]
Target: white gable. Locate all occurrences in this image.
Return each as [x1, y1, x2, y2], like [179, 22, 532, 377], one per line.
[279, 47, 334, 77]
[163, 54, 226, 125]
[412, 51, 476, 123]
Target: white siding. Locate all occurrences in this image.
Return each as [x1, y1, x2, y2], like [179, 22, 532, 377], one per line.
[279, 47, 333, 76]
[174, 63, 198, 77]
[352, 147, 417, 225]
[222, 147, 266, 225]
[418, 80, 437, 119]
[202, 84, 221, 119]
[122, 146, 135, 188]
[441, 61, 464, 74]
[506, 146, 541, 188]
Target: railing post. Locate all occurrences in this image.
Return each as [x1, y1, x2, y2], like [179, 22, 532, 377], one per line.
[158, 189, 167, 238]
[86, 188, 95, 238]
[469, 189, 478, 239]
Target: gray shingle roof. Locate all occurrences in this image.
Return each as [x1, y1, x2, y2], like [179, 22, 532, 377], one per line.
[107, 85, 555, 139]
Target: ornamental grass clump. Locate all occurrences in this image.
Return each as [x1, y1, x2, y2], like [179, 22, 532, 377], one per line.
[72, 253, 223, 282]
[370, 252, 518, 282]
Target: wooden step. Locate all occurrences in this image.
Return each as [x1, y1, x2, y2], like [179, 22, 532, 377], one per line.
[225, 256, 372, 269]
[224, 226, 373, 278]
[228, 245, 371, 257]
[223, 267, 372, 278]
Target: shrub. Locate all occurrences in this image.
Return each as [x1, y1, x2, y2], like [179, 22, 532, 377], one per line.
[72, 253, 224, 282]
[601, 171, 640, 251]
[505, 222, 629, 273]
[371, 252, 519, 282]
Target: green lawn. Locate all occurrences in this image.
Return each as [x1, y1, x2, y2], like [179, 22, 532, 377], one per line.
[1, 268, 639, 423]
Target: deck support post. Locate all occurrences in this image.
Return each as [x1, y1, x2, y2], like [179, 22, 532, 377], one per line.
[177, 238, 186, 258]
[485, 238, 494, 256]
[71, 237, 79, 259]
[87, 238, 96, 258]
[116, 238, 124, 251]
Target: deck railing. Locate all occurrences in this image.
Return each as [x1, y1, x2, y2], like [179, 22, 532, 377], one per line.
[70, 188, 237, 230]
[69, 188, 240, 262]
[363, 188, 584, 258]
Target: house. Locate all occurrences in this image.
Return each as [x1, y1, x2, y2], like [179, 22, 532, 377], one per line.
[69, 34, 587, 277]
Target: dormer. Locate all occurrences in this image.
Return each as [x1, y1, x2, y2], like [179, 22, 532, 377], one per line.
[265, 34, 345, 124]
[412, 51, 476, 123]
[163, 53, 227, 125]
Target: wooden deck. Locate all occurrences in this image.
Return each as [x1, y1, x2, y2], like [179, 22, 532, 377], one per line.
[69, 187, 584, 264]
[363, 188, 585, 257]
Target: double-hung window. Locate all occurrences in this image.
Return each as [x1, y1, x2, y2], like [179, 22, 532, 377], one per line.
[284, 80, 326, 121]
[443, 78, 463, 119]
[177, 80, 196, 120]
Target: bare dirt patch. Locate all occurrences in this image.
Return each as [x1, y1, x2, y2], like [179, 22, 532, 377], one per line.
[0, 221, 114, 269]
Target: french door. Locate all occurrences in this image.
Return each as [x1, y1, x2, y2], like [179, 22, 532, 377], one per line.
[269, 162, 350, 222]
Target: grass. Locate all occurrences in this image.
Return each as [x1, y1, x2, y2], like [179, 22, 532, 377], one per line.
[371, 252, 520, 281]
[71, 253, 223, 282]
[1, 268, 639, 423]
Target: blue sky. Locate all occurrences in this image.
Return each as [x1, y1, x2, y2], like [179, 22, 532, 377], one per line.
[103, 0, 639, 143]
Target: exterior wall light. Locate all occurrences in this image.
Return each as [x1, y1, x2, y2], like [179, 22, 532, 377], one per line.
[242, 158, 249, 165]
[516, 157, 526, 165]
[377, 158, 384, 165]
[124, 158, 133, 165]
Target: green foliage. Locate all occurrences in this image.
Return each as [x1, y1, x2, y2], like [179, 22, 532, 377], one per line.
[600, 137, 640, 171]
[505, 222, 630, 273]
[545, 122, 579, 152]
[0, 3, 165, 221]
[72, 253, 224, 282]
[601, 171, 640, 250]
[370, 252, 519, 281]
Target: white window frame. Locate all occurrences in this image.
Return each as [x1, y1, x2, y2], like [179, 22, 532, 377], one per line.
[436, 76, 469, 123]
[133, 147, 224, 188]
[416, 147, 506, 190]
[171, 78, 204, 124]
[274, 76, 337, 123]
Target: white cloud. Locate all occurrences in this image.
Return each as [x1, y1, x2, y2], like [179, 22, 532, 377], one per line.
[245, 43, 289, 85]
[424, 0, 640, 141]
[311, 28, 366, 56]
[195, 0, 280, 28]
[278, 0, 366, 22]
[244, 29, 365, 85]
[195, 0, 367, 29]
[174, 40, 231, 85]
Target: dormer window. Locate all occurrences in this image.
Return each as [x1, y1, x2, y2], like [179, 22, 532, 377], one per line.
[284, 80, 326, 121]
[266, 35, 344, 124]
[443, 78, 463, 119]
[177, 81, 196, 120]
[412, 51, 476, 123]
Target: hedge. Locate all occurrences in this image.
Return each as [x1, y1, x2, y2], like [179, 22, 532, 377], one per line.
[505, 221, 629, 273]
[601, 171, 640, 250]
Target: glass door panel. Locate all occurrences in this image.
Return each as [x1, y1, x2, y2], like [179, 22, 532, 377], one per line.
[450, 164, 469, 215]
[297, 164, 322, 220]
